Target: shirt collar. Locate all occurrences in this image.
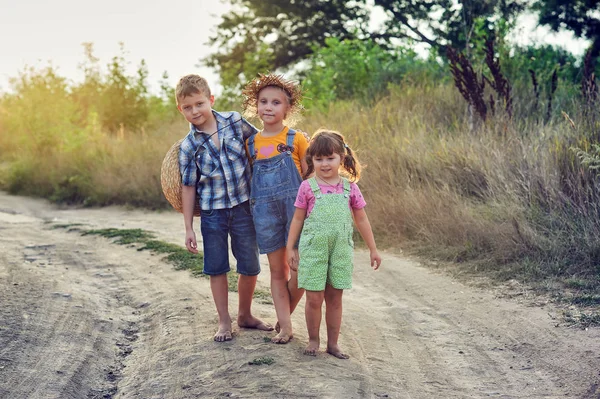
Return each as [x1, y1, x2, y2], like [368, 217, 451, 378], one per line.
[190, 110, 228, 138]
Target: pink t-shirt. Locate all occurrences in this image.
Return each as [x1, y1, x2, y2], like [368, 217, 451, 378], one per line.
[294, 179, 366, 217]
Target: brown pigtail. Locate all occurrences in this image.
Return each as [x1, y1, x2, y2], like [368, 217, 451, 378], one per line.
[342, 144, 362, 182]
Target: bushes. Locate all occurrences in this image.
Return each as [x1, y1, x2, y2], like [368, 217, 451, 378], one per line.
[299, 38, 447, 111]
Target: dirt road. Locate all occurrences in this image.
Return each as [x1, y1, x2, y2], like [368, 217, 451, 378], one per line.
[0, 192, 599, 399]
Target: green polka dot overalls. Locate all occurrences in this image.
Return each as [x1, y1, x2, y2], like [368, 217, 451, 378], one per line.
[298, 177, 354, 291]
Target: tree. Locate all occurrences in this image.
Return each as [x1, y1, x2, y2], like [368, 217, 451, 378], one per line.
[372, 0, 524, 53]
[205, 0, 526, 92]
[534, 0, 600, 62]
[205, 0, 369, 94]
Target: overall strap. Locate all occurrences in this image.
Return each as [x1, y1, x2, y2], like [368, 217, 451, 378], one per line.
[286, 128, 296, 147]
[307, 177, 320, 194]
[342, 178, 351, 193]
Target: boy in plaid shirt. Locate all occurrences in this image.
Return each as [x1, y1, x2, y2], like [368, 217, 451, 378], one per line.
[177, 75, 273, 341]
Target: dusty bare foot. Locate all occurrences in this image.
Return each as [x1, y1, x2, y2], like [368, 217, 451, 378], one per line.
[326, 344, 349, 359]
[271, 331, 293, 344]
[304, 340, 319, 356]
[238, 315, 274, 331]
[214, 320, 233, 342]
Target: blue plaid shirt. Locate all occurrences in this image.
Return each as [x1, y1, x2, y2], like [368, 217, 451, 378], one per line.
[179, 110, 258, 210]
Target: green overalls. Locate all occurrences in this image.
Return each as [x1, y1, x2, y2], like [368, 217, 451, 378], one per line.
[298, 177, 355, 291]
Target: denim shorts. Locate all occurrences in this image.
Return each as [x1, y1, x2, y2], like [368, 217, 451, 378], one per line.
[251, 195, 297, 254]
[199, 201, 260, 276]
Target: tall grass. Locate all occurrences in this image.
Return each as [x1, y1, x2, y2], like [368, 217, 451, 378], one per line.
[1, 58, 599, 296]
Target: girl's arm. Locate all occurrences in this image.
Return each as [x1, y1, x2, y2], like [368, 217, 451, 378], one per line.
[286, 207, 307, 271]
[352, 208, 381, 270]
[300, 157, 309, 177]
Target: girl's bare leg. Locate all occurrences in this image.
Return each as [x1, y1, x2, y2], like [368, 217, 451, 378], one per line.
[268, 248, 293, 343]
[324, 284, 348, 359]
[288, 268, 305, 315]
[275, 268, 305, 333]
[304, 290, 325, 356]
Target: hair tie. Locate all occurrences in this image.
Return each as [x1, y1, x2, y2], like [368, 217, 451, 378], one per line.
[344, 144, 350, 151]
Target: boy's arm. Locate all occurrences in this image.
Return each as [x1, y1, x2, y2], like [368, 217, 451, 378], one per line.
[182, 185, 198, 254]
[240, 116, 259, 140]
[352, 208, 381, 270]
[179, 138, 200, 254]
[286, 207, 306, 271]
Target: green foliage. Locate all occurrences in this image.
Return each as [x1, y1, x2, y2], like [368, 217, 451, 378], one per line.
[300, 38, 446, 110]
[534, 0, 600, 46]
[0, 43, 180, 206]
[207, 0, 526, 95]
[205, 0, 368, 83]
[214, 42, 275, 110]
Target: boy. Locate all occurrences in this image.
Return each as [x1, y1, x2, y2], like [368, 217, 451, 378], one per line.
[177, 74, 273, 341]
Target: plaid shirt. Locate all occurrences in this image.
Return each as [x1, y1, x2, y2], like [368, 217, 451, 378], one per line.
[179, 110, 258, 210]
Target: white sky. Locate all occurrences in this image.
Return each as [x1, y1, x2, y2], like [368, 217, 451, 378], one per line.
[0, 0, 231, 94]
[0, 1, 590, 96]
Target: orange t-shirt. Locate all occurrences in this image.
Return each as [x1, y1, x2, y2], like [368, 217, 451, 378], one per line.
[246, 126, 308, 175]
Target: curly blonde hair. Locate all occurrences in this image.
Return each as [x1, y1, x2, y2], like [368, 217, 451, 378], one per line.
[242, 73, 303, 124]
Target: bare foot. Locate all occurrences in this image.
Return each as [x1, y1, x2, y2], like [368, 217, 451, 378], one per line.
[304, 340, 319, 356]
[274, 321, 280, 333]
[214, 320, 233, 342]
[271, 331, 293, 344]
[326, 345, 349, 359]
[238, 315, 274, 331]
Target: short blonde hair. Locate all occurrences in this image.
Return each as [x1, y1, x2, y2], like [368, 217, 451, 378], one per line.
[175, 75, 211, 104]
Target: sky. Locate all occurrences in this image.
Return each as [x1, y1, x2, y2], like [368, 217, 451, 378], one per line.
[0, 0, 231, 94]
[0, 1, 591, 96]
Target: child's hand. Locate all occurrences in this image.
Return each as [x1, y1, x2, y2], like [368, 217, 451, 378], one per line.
[287, 248, 299, 271]
[370, 250, 382, 270]
[185, 230, 198, 254]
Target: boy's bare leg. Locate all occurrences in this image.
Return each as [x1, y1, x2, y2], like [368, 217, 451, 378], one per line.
[324, 284, 348, 359]
[268, 248, 293, 343]
[210, 274, 232, 342]
[304, 290, 324, 356]
[237, 274, 273, 331]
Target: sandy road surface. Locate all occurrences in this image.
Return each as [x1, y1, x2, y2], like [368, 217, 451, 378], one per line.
[0, 192, 599, 399]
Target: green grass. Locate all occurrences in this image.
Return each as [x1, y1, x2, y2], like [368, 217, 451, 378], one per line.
[55, 225, 271, 296]
[248, 356, 275, 366]
[56, 225, 207, 278]
[83, 228, 154, 245]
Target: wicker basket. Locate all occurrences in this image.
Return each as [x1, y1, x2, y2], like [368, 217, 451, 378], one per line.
[161, 139, 201, 216]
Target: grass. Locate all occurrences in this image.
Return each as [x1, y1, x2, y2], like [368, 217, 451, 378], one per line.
[4, 67, 600, 325]
[248, 356, 275, 366]
[53, 225, 272, 300]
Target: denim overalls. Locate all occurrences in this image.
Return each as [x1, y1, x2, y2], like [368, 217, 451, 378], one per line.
[248, 129, 303, 254]
[297, 177, 354, 291]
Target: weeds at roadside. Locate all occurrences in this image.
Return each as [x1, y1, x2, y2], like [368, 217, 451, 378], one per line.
[53, 225, 271, 298]
[248, 356, 275, 366]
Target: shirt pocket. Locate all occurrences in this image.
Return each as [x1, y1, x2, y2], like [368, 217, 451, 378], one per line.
[224, 135, 245, 162]
[196, 147, 219, 180]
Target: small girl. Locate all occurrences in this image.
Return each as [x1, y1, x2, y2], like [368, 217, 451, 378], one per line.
[286, 129, 381, 359]
[242, 74, 308, 344]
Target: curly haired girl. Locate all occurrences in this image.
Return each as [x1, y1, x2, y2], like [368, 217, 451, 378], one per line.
[242, 73, 309, 344]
